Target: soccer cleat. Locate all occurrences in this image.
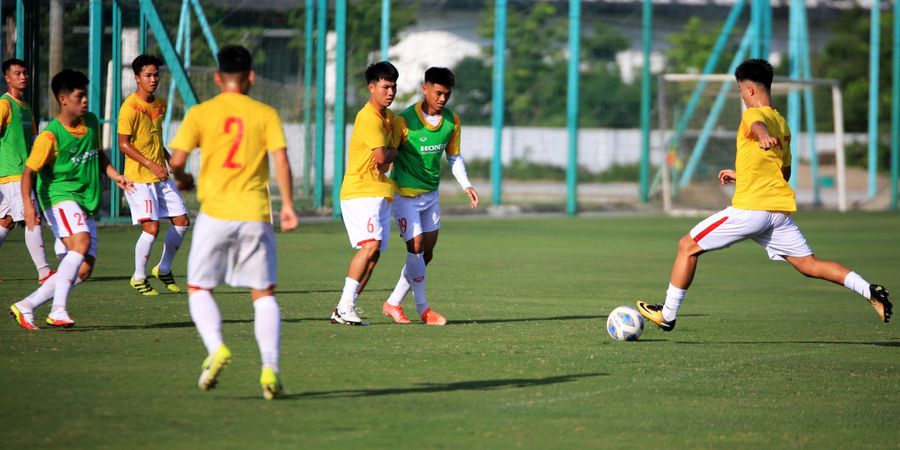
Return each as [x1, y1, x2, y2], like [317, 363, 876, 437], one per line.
[198, 344, 232, 391]
[45, 310, 75, 328]
[330, 306, 366, 325]
[636, 301, 676, 332]
[259, 368, 284, 400]
[38, 270, 56, 284]
[869, 285, 893, 323]
[9, 304, 39, 330]
[382, 301, 412, 324]
[151, 265, 182, 293]
[420, 308, 447, 326]
[130, 277, 159, 296]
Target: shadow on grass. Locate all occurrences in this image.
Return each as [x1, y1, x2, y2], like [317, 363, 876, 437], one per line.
[272, 372, 608, 400]
[675, 339, 900, 347]
[64, 317, 325, 332]
[450, 313, 708, 325]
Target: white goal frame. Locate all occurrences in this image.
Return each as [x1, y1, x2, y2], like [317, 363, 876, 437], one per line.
[657, 73, 847, 213]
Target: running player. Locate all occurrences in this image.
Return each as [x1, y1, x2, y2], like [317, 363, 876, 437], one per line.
[119, 54, 190, 296]
[0, 58, 53, 283]
[637, 59, 892, 331]
[8, 69, 133, 330]
[330, 61, 399, 326]
[169, 45, 298, 400]
[382, 67, 478, 326]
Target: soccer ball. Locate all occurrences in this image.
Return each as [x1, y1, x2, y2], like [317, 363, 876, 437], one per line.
[606, 306, 644, 341]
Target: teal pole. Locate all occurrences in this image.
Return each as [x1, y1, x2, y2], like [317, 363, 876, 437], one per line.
[162, 0, 189, 147]
[15, 0, 23, 58]
[798, 4, 820, 205]
[381, 0, 390, 60]
[491, 0, 507, 207]
[140, 0, 198, 108]
[892, 0, 899, 209]
[189, 0, 220, 58]
[787, 0, 801, 188]
[303, 0, 314, 197]
[639, 0, 651, 203]
[314, 0, 327, 209]
[333, 0, 347, 219]
[139, 8, 147, 54]
[868, 0, 881, 198]
[761, 0, 772, 58]
[88, 0, 102, 115]
[111, 0, 123, 219]
[750, 0, 760, 58]
[566, 0, 581, 215]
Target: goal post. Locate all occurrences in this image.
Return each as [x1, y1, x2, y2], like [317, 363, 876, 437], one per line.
[655, 73, 847, 214]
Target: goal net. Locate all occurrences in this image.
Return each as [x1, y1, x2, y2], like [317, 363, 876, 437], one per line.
[654, 73, 848, 214]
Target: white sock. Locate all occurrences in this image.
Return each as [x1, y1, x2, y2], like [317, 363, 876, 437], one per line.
[158, 225, 188, 273]
[253, 296, 280, 372]
[386, 266, 410, 306]
[53, 238, 66, 259]
[338, 277, 360, 310]
[24, 227, 51, 277]
[18, 273, 83, 311]
[662, 283, 686, 322]
[0, 226, 8, 247]
[405, 252, 429, 315]
[133, 231, 156, 280]
[51, 251, 85, 313]
[189, 290, 223, 355]
[843, 271, 871, 300]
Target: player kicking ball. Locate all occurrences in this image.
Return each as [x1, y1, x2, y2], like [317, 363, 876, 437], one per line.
[637, 58, 892, 331]
[382, 67, 479, 326]
[118, 55, 190, 296]
[331, 61, 399, 325]
[169, 45, 298, 400]
[9, 70, 134, 330]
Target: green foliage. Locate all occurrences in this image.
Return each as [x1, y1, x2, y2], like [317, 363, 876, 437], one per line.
[664, 16, 739, 74]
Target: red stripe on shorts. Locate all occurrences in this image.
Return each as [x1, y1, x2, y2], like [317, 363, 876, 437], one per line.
[58, 208, 74, 235]
[693, 216, 729, 243]
[356, 238, 376, 247]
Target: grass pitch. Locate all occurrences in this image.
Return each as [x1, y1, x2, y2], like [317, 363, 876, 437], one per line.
[1, 212, 898, 449]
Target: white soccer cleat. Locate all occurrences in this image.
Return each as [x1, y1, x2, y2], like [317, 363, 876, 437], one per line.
[330, 305, 366, 325]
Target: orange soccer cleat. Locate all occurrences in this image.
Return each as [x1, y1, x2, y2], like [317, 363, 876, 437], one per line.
[382, 301, 412, 324]
[420, 308, 447, 326]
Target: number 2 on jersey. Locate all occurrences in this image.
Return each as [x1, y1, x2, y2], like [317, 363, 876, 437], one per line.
[223, 117, 244, 169]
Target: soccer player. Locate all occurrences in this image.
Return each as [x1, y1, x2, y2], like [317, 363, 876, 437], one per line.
[330, 61, 399, 326]
[637, 59, 892, 331]
[119, 54, 190, 296]
[168, 45, 298, 400]
[382, 67, 478, 326]
[8, 69, 133, 330]
[0, 58, 53, 283]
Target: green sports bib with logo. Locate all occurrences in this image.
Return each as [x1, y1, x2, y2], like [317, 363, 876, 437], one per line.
[391, 104, 456, 192]
[36, 113, 102, 215]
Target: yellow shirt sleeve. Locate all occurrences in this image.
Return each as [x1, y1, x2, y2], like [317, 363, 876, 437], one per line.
[392, 115, 408, 149]
[264, 108, 287, 152]
[0, 99, 10, 129]
[26, 131, 57, 171]
[741, 108, 767, 139]
[117, 99, 138, 136]
[359, 110, 387, 151]
[169, 108, 201, 153]
[446, 112, 461, 156]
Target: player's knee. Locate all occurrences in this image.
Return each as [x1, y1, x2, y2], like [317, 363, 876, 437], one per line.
[172, 215, 190, 227]
[0, 216, 14, 229]
[78, 259, 95, 281]
[677, 235, 700, 255]
[142, 221, 160, 236]
[423, 251, 433, 265]
[67, 234, 92, 255]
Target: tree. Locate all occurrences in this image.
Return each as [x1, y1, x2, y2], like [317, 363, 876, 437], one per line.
[664, 16, 739, 74]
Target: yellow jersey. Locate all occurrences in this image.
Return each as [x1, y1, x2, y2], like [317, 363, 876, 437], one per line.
[169, 92, 286, 222]
[339, 102, 395, 201]
[731, 106, 796, 213]
[118, 93, 167, 183]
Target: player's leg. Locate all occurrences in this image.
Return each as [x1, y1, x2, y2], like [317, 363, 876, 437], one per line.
[252, 287, 283, 400]
[187, 213, 230, 391]
[44, 202, 97, 327]
[332, 197, 389, 325]
[771, 215, 892, 322]
[126, 183, 160, 295]
[153, 180, 190, 292]
[384, 195, 418, 323]
[410, 192, 444, 324]
[0, 187, 12, 247]
[4, 183, 53, 280]
[0, 214, 12, 248]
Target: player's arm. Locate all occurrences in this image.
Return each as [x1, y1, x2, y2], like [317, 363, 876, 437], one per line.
[373, 146, 396, 174]
[118, 133, 168, 179]
[0, 100, 10, 135]
[718, 169, 736, 185]
[21, 132, 53, 229]
[446, 115, 478, 208]
[272, 148, 298, 232]
[99, 149, 135, 193]
[749, 121, 780, 150]
[166, 149, 195, 191]
[20, 166, 38, 229]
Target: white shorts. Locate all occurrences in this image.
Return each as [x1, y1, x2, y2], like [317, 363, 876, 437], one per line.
[340, 197, 391, 252]
[187, 212, 276, 291]
[0, 181, 37, 222]
[392, 190, 441, 242]
[124, 179, 188, 225]
[43, 200, 97, 257]
[690, 207, 813, 261]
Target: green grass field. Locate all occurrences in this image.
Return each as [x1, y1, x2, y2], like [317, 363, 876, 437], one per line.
[1, 212, 898, 449]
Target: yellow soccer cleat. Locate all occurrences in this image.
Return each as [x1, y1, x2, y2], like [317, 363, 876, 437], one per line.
[198, 344, 232, 391]
[636, 301, 676, 332]
[9, 304, 39, 330]
[259, 367, 284, 400]
[130, 277, 159, 296]
[151, 265, 182, 293]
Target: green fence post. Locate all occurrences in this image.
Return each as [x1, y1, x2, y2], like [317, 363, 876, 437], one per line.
[566, 0, 581, 215]
[491, 0, 507, 207]
[313, 0, 327, 209]
[333, 0, 347, 219]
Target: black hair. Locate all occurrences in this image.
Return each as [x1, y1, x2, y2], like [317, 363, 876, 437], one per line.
[424, 67, 455, 88]
[734, 58, 774, 93]
[2, 58, 27, 74]
[51, 69, 89, 99]
[365, 61, 399, 85]
[132, 54, 164, 75]
[217, 45, 252, 74]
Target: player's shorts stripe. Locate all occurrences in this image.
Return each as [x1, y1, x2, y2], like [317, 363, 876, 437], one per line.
[693, 216, 728, 243]
[58, 208, 73, 235]
[187, 284, 211, 291]
[356, 238, 377, 246]
[138, 218, 152, 223]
